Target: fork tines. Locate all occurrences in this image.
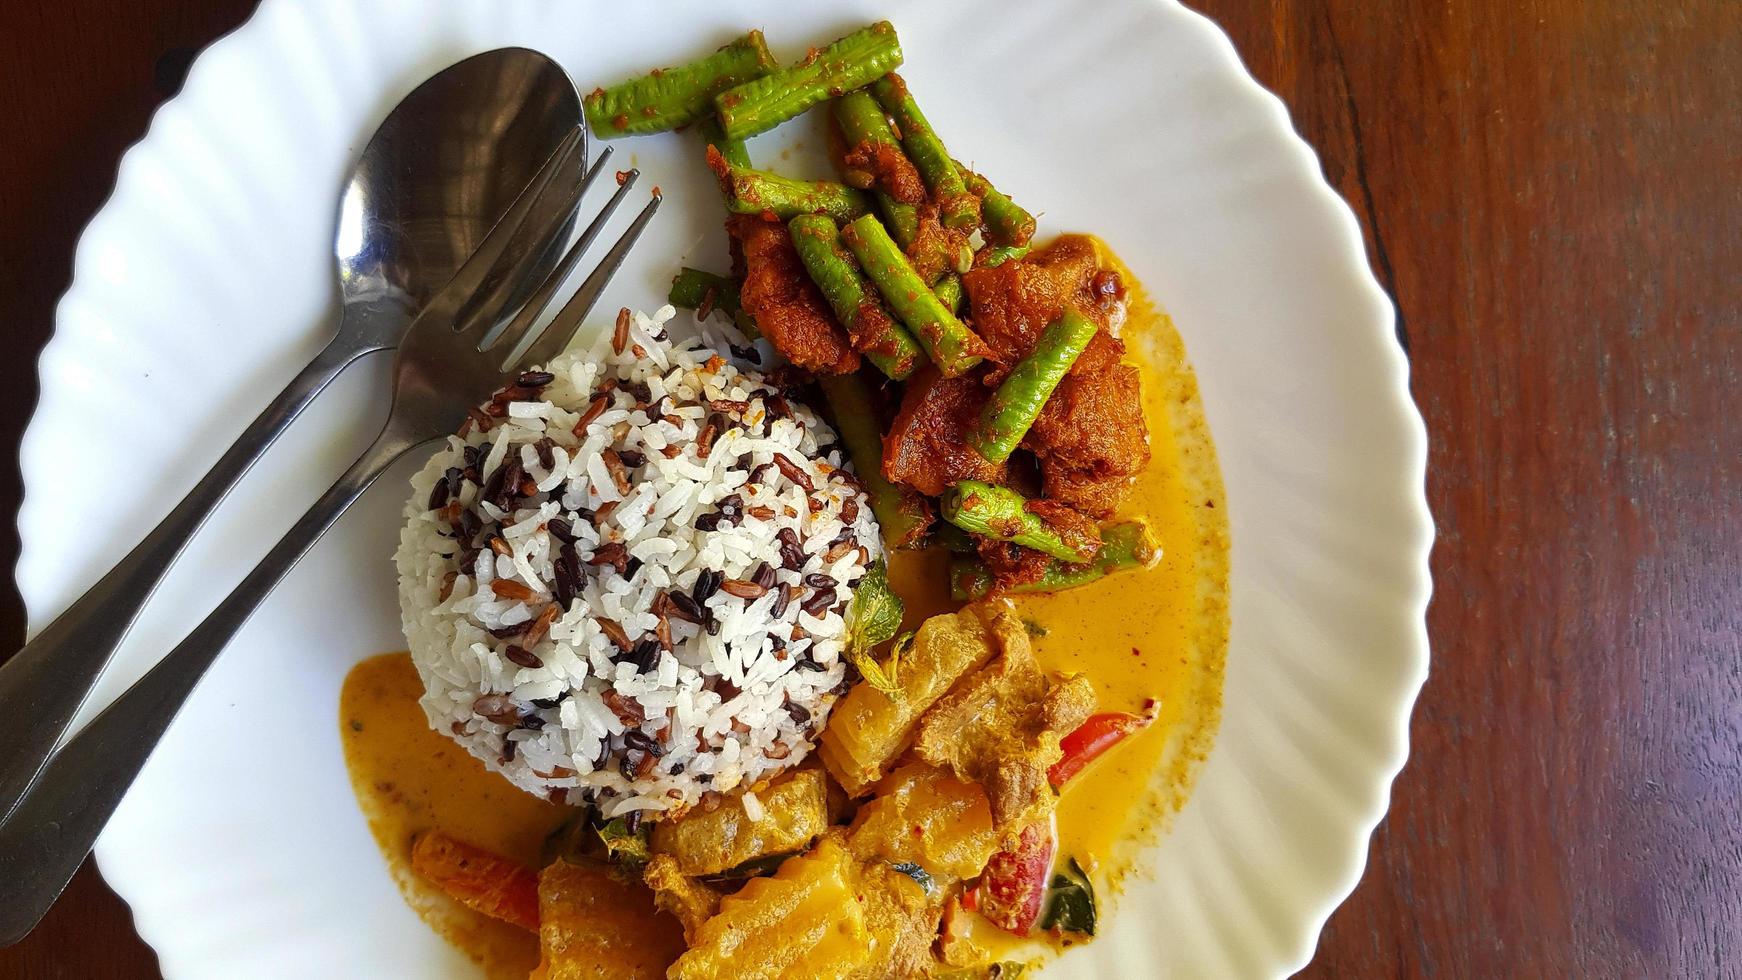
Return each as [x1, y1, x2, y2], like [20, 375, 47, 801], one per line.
[432, 125, 661, 380]
[498, 165, 662, 371]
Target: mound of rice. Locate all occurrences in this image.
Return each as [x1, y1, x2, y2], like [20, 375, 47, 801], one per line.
[395, 306, 882, 818]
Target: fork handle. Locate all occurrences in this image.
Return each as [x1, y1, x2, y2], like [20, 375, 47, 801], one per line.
[0, 330, 378, 827]
[0, 425, 427, 946]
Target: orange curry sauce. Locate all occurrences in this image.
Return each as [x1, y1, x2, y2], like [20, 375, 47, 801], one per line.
[339, 238, 1229, 975]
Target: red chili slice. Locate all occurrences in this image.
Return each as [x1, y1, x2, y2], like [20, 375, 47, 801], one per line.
[1048, 711, 1151, 786]
[975, 821, 1056, 936]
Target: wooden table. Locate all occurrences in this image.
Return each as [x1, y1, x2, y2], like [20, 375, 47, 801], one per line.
[2, 1, 1736, 976]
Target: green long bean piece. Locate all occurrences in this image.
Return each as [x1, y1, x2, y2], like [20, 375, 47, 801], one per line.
[978, 245, 1031, 269]
[948, 523, 1157, 601]
[668, 268, 758, 337]
[972, 308, 1098, 463]
[698, 117, 752, 169]
[940, 480, 1101, 563]
[841, 214, 984, 377]
[932, 274, 964, 316]
[721, 167, 872, 224]
[833, 91, 920, 247]
[931, 521, 978, 555]
[872, 73, 979, 231]
[818, 374, 933, 549]
[958, 166, 1036, 247]
[585, 31, 776, 137]
[788, 215, 924, 380]
[715, 22, 904, 141]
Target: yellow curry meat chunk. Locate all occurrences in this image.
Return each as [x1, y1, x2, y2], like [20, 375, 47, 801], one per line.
[651, 767, 829, 876]
[846, 762, 1002, 884]
[669, 833, 872, 980]
[849, 861, 947, 979]
[912, 610, 1097, 827]
[641, 854, 723, 943]
[820, 607, 1000, 795]
[534, 859, 685, 980]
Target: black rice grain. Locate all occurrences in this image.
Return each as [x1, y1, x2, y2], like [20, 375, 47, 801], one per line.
[776, 528, 805, 570]
[623, 729, 665, 757]
[751, 561, 776, 590]
[503, 644, 543, 669]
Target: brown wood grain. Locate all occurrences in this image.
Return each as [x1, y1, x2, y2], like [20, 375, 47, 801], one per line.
[2, 1, 1738, 977]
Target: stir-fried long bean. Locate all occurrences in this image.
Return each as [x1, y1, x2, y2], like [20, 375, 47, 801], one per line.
[668, 268, 758, 337]
[977, 245, 1031, 269]
[788, 215, 924, 380]
[715, 22, 904, 140]
[716, 164, 872, 223]
[958, 166, 1036, 247]
[698, 117, 752, 169]
[940, 480, 1100, 562]
[971, 308, 1098, 463]
[950, 522, 1157, 600]
[586, 31, 776, 137]
[872, 73, 979, 231]
[841, 214, 985, 377]
[833, 91, 921, 246]
[932, 274, 964, 316]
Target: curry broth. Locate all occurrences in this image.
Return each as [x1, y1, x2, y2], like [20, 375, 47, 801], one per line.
[341, 238, 1228, 972]
[341, 653, 560, 978]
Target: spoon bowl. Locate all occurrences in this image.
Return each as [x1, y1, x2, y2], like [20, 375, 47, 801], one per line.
[336, 47, 582, 337]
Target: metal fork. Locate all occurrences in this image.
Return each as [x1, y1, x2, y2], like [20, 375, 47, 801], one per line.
[0, 128, 660, 944]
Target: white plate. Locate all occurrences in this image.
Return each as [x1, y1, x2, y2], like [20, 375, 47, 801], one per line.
[17, 0, 1431, 976]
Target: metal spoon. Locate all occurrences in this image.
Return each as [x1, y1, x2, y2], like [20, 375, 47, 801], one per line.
[0, 48, 581, 824]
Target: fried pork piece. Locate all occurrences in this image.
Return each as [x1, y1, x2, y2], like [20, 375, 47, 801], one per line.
[882, 367, 1007, 497]
[975, 536, 1053, 591]
[820, 606, 1001, 795]
[668, 833, 872, 980]
[913, 610, 1097, 827]
[650, 767, 830, 876]
[641, 854, 722, 942]
[534, 859, 685, 980]
[962, 235, 1099, 366]
[726, 213, 860, 374]
[903, 203, 972, 284]
[843, 139, 925, 204]
[1023, 330, 1150, 517]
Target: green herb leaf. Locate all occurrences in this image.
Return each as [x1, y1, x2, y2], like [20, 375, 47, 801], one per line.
[890, 630, 916, 659]
[595, 817, 651, 871]
[846, 560, 906, 697]
[888, 860, 936, 897]
[1037, 856, 1096, 936]
[849, 560, 903, 651]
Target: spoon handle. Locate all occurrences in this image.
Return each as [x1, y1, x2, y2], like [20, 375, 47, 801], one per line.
[0, 330, 372, 825]
[0, 425, 424, 946]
